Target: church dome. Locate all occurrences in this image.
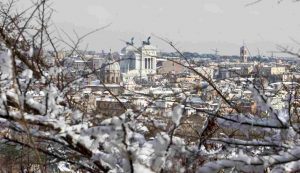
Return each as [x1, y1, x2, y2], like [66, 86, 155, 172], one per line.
[102, 60, 120, 72]
[100, 53, 121, 84]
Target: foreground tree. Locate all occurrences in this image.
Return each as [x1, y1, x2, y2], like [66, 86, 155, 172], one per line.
[1, 0, 300, 173]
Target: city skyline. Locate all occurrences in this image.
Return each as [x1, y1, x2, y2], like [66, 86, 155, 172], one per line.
[1, 1, 300, 172]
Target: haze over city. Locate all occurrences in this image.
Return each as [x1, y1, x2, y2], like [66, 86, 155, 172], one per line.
[18, 0, 300, 55]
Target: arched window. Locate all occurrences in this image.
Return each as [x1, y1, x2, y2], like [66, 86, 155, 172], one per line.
[116, 77, 119, 83]
[112, 77, 115, 83]
[107, 76, 110, 83]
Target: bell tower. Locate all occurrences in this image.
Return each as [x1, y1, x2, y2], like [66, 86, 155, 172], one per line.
[240, 45, 248, 63]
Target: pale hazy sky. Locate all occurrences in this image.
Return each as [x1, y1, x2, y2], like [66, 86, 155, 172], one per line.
[23, 0, 300, 55]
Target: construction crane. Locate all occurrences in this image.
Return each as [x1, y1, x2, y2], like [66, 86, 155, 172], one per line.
[211, 48, 219, 56]
[266, 51, 281, 58]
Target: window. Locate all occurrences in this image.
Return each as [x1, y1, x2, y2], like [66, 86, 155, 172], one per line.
[145, 58, 148, 69]
[112, 77, 115, 83]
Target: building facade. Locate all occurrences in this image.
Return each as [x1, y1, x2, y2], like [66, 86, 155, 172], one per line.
[120, 37, 158, 80]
